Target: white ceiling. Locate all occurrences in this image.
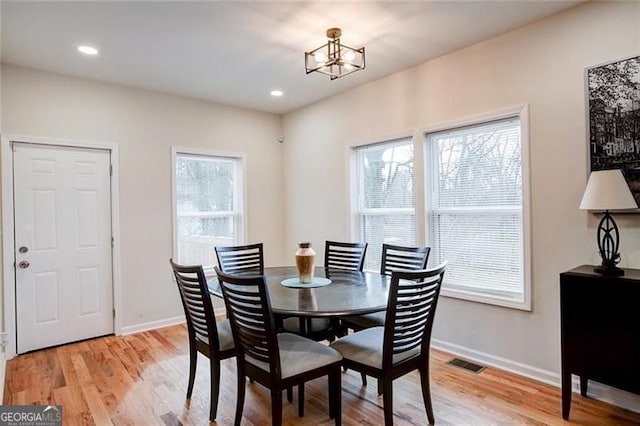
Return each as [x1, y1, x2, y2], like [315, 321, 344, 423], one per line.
[1, 1, 583, 114]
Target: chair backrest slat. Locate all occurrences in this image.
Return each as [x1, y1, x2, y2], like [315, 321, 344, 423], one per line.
[215, 267, 281, 375]
[170, 259, 221, 350]
[215, 243, 264, 275]
[325, 240, 368, 271]
[383, 263, 446, 367]
[381, 244, 431, 276]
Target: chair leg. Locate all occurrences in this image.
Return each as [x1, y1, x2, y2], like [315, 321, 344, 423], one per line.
[377, 378, 383, 396]
[186, 345, 197, 398]
[420, 366, 435, 425]
[329, 367, 341, 425]
[382, 378, 393, 426]
[360, 372, 367, 387]
[209, 359, 221, 421]
[287, 387, 293, 403]
[298, 382, 305, 417]
[334, 320, 346, 339]
[234, 363, 246, 426]
[271, 389, 283, 426]
[329, 373, 335, 419]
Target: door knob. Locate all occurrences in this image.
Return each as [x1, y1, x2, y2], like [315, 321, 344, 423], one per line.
[18, 260, 29, 269]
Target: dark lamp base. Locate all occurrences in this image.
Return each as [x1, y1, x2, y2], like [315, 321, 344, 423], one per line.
[594, 264, 624, 276]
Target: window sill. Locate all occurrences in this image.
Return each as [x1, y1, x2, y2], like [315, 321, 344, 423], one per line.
[440, 287, 531, 311]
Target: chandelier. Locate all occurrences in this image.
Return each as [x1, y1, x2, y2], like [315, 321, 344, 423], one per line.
[305, 28, 365, 80]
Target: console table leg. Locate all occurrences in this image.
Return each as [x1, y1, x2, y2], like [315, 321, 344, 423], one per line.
[562, 371, 571, 420]
[580, 376, 588, 397]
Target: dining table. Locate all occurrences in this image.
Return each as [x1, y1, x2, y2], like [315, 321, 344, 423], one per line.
[208, 266, 391, 334]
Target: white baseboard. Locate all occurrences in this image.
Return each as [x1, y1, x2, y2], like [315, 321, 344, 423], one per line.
[120, 308, 225, 336]
[432, 338, 640, 414]
[432, 338, 560, 386]
[120, 315, 185, 335]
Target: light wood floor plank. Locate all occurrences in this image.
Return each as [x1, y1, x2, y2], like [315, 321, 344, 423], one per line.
[3, 324, 640, 425]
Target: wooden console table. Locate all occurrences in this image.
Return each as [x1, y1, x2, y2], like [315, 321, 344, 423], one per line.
[560, 265, 640, 419]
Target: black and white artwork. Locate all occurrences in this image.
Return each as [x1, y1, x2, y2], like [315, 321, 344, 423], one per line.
[587, 55, 640, 204]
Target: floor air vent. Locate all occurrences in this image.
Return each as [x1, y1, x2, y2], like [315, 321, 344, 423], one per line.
[446, 358, 486, 373]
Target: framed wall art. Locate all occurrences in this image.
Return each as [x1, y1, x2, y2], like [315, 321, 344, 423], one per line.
[587, 55, 640, 204]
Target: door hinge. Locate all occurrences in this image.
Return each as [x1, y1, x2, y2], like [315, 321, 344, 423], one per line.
[110, 165, 113, 176]
[111, 236, 114, 248]
[113, 309, 116, 319]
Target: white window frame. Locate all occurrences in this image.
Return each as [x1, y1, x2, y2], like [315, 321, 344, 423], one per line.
[171, 146, 246, 275]
[350, 136, 417, 272]
[422, 105, 531, 311]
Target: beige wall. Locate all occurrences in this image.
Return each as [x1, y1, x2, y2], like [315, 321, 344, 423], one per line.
[283, 0, 640, 388]
[1, 65, 286, 329]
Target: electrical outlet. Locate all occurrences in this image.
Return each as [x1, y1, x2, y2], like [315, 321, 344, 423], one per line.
[0, 332, 8, 343]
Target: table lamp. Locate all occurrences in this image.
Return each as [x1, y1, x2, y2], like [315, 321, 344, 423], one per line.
[579, 169, 638, 276]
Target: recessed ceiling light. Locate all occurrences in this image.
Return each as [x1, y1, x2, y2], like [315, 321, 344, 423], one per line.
[77, 45, 99, 56]
[270, 90, 283, 97]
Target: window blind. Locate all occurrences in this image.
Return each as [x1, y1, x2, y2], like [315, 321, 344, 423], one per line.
[355, 138, 416, 271]
[175, 153, 241, 269]
[426, 116, 524, 302]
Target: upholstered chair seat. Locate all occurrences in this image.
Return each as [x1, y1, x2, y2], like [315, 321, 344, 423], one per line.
[330, 327, 419, 369]
[246, 333, 342, 378]
[193, 318, 234, 352]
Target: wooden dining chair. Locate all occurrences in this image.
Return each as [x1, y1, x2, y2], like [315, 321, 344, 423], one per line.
[339, 244, 431, 389]
[169, 259, 235, 422]
[324, 240, 368, 271]
[215, 242, 264, 275]
[342, 244, 431, 331]
[215, 266, 343, 426]
[330, 263, 446, 426]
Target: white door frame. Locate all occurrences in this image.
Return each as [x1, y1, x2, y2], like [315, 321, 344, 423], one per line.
[1, 135, 122, 359]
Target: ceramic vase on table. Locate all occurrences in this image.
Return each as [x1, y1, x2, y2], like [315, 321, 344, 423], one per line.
[295, 242, 315, 283]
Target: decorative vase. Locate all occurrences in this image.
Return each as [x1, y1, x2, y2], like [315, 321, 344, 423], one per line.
[295, 242, 315, 283]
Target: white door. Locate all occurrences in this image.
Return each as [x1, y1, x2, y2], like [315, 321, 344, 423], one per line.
[14, 143, 113, 353]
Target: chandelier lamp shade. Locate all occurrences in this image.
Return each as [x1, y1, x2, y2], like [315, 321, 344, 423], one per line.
[579, 169, 638, 276]
[305, 28, 365, 80]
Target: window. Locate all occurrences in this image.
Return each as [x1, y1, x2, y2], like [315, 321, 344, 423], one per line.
[353, 138, 415, 271]
[425, 116, 528, 308]
[173, 149, 243, 272]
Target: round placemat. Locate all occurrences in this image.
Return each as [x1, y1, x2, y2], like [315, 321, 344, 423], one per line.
[280, 277, 331, 288]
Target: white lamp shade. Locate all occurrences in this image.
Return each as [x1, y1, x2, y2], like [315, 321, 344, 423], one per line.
[579, 169, 638, 210]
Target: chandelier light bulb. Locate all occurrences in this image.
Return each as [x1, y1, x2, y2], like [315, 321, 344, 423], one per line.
[315, 52, 327, 63]
[343, 51, 356, 61]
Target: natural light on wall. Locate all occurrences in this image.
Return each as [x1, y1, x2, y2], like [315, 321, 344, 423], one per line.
[425, 116, 526, 307]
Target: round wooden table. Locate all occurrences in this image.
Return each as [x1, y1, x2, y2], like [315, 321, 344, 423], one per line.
[208, 266, 391, 317]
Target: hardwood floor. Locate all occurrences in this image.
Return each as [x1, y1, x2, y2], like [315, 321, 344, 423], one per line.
[4, 324, 640, 425]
